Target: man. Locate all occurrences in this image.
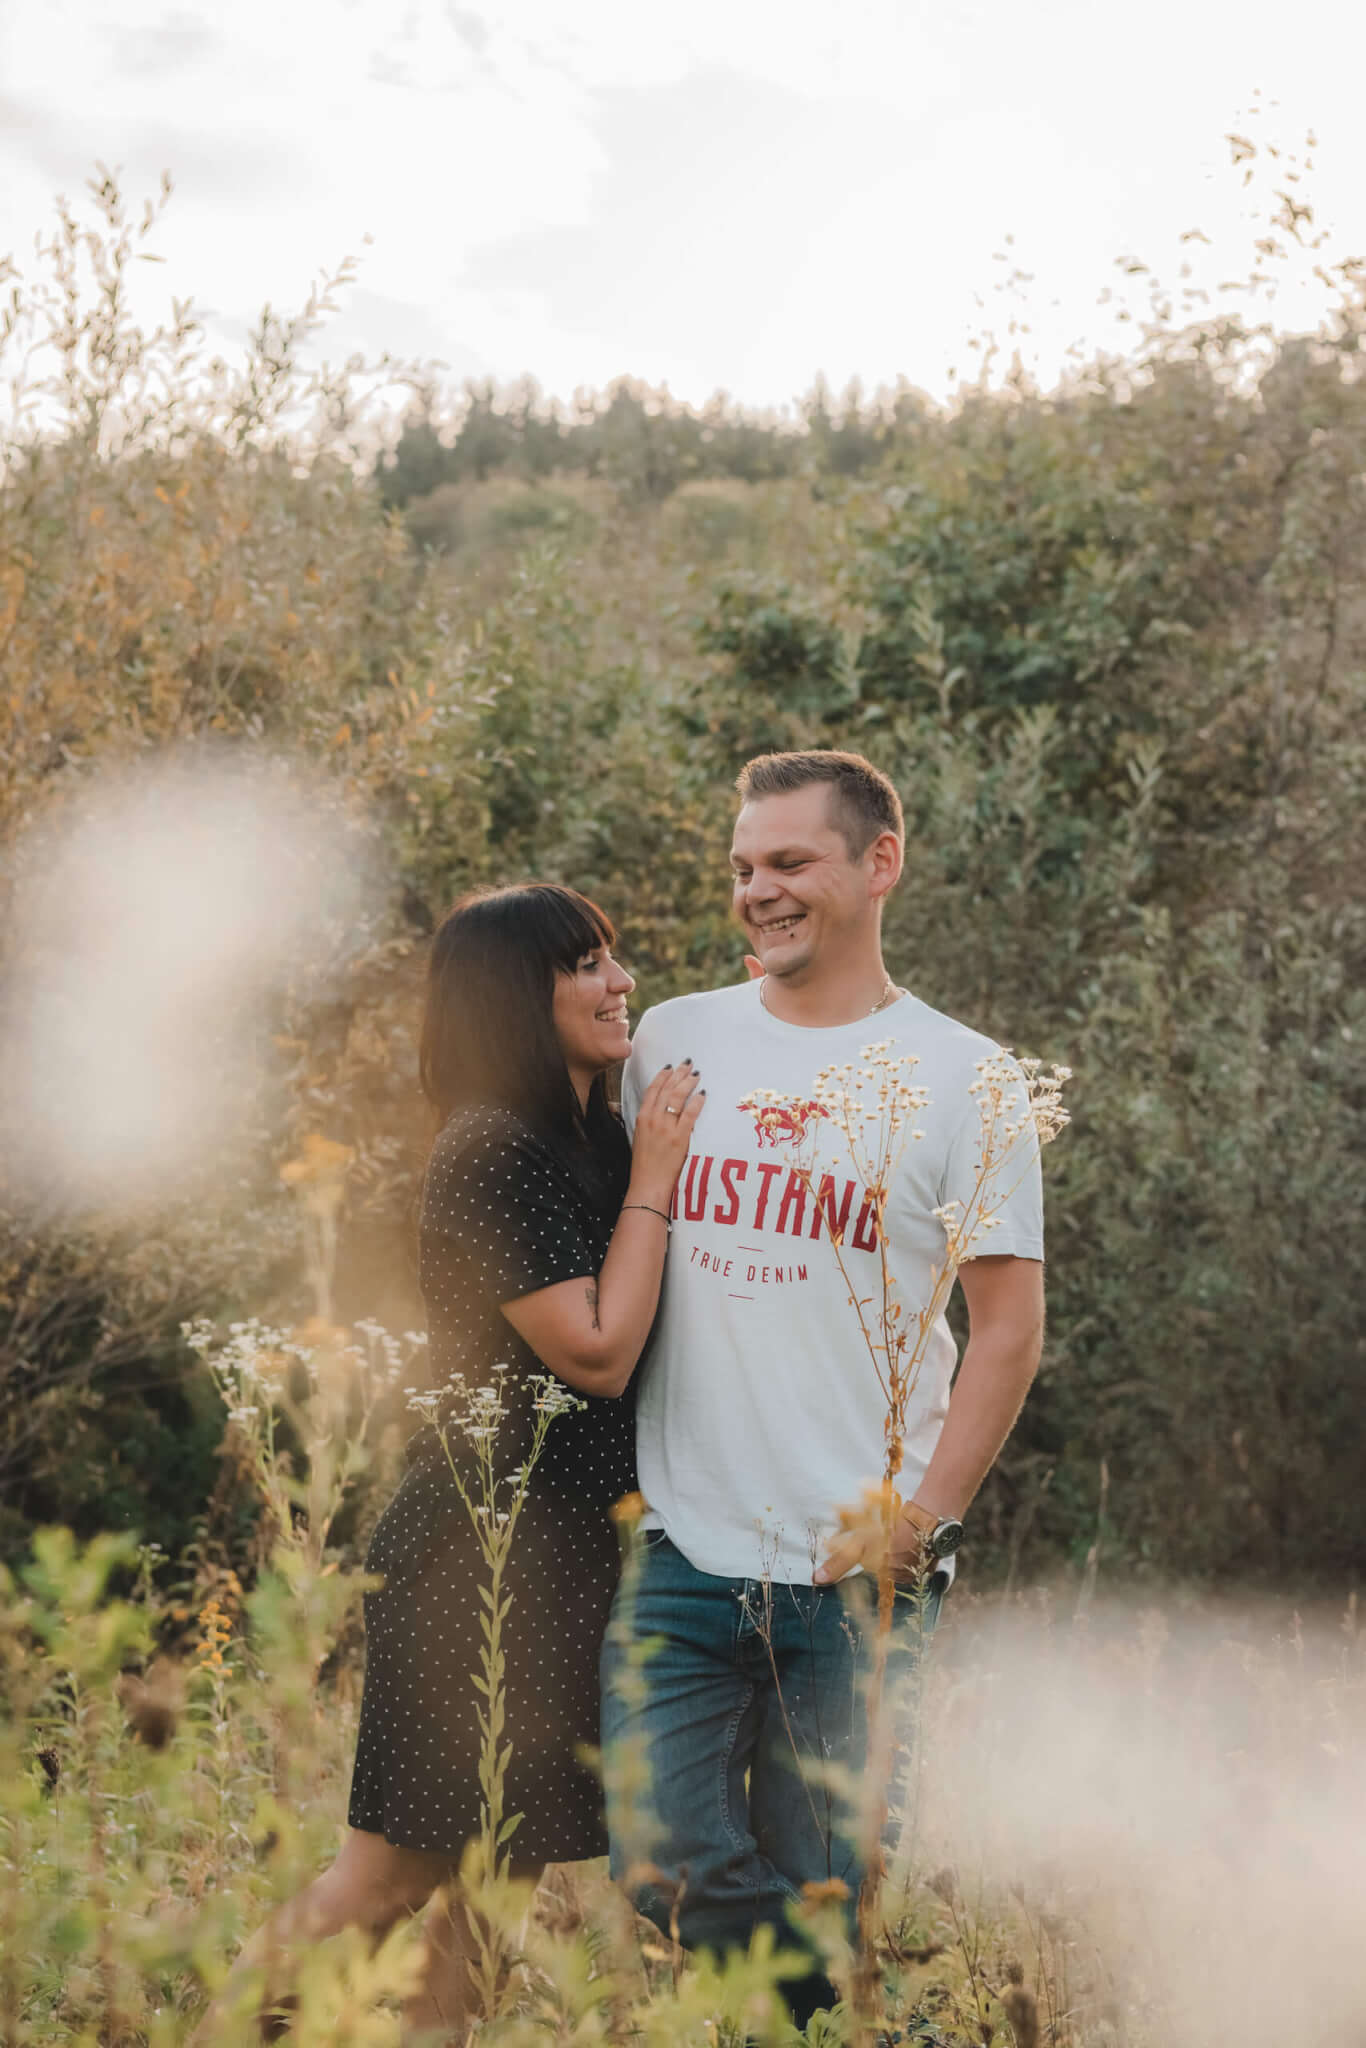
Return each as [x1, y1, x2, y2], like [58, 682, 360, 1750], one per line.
[604, 749, 1045, 2024]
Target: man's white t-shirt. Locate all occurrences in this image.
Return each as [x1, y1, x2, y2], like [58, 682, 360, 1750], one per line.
[621, 981, 1044, 1584]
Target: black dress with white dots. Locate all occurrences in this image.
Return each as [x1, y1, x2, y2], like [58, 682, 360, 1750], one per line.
[347, 1101, 635, 1863]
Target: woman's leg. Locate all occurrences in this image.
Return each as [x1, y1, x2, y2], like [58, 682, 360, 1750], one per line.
[275, 1827, 451, 1945]
[403, 1883, 480, 2042]
[405, 1861, 552, 2042]
[195, 1828, 459, 2040]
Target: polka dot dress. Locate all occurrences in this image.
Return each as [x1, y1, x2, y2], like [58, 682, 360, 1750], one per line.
[347, 1102, 635, 1863]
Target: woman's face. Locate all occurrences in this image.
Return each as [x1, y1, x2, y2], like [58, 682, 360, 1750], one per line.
[552, 942, 635, 1082]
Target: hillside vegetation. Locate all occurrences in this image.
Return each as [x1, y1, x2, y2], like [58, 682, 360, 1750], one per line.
[0, 170, 1362, 1589]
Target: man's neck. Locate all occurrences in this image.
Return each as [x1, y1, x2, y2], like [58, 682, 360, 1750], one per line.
[759, 953, 896, 1030]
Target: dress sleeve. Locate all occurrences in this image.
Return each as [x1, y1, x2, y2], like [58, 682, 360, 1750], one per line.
[422, 1113, 600, 1307]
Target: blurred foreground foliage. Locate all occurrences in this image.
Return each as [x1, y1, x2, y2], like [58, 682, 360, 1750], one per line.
[0, 166, 1363, 1587]
[2, 1370, 1358, 2046]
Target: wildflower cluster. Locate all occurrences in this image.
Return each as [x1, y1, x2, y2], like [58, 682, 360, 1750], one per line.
[743, 1044, 933, 1470]
[407, 1365, 580, 1470]
[532, 1374, 583, 1419]
[742, 1039, 932, 1204]
[277, 1132, 356, 1196]
[741, 1042, 1071, 1479]
[185, 1315, 419, 1411]
[352, 1314, 426, 1381]
[278, 1132, 357, 1328]
[183, 1315, 423, 1567]
[193, 1587, 236, 1676]
[931, 1053, 1074, 1270]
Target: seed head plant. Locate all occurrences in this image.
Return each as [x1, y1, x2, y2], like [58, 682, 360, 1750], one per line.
[404, 1365, 584, 2020]
[740, 1045, 1071, 2039]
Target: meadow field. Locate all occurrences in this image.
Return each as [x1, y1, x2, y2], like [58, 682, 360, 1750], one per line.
[1, 158, 1363, 2042]
[7, 1300, 1362, 2046]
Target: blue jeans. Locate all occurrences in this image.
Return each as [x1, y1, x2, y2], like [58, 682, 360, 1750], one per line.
[600, 1533, 944, 2020]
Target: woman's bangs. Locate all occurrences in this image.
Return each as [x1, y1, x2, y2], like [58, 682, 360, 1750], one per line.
[546, 889, 616, 969]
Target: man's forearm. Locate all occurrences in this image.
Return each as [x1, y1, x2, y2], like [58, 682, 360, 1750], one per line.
[911, 1325, 1042, 1523]
[815, 1261, 1045, 1586]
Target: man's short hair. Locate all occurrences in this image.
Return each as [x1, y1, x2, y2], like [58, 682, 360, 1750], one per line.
[735, 749, 904, 860]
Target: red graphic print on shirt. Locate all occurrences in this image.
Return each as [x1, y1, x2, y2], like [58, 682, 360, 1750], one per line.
[671, 1152, 880, 1257]
[747, 1099, 830, 1148]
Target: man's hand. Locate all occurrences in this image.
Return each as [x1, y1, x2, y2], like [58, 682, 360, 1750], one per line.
[813, 1486, 943, 1585]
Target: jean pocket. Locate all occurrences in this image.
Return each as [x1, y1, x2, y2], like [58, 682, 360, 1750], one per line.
[891, 1569, 948, 1632]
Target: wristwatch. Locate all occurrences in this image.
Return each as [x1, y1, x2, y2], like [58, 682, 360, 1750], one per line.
[901, 1499, 966, 1564]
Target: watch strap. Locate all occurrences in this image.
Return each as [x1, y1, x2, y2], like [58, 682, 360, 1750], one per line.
[900, 1499, 964, 1561]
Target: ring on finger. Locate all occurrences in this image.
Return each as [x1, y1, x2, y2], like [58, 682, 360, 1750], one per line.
[664, 1106, 679, 1116]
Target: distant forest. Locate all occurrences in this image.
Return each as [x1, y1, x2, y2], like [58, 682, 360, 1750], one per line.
[1, 174, 1363, 1588]
[376, 375, 921, 512]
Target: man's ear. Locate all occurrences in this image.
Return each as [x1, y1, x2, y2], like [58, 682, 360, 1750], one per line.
[866, 829, 903, 903]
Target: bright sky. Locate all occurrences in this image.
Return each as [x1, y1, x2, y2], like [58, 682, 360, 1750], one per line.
[1, 0, 1362, 414]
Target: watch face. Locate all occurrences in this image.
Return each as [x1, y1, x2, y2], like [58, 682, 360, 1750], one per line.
[930, 1519, 965, 1559]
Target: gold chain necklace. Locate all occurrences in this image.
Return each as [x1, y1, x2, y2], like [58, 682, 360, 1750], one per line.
[758, 973, 901, 1021]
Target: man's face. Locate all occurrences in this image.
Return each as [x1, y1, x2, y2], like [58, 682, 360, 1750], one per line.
[729, 785, 882, 979]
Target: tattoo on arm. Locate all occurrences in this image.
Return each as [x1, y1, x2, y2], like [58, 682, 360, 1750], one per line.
[586, 1282, 601, 1331]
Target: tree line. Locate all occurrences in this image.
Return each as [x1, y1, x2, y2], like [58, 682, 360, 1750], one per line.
[1, 173, 1362, 1587]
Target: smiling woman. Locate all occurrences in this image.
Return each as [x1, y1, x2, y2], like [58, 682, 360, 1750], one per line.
[201, 880, 703, 2039]
[418, 882, 630, 1137]
[550, 940, 635, 1106]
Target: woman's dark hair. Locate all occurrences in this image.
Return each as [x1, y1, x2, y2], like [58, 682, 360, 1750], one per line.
[419, 883, 619, 1142]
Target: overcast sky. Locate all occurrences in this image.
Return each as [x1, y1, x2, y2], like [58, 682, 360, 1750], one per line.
[2, 0, 1362, 416]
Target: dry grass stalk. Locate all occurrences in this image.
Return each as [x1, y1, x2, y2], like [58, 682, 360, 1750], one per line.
[741, 1046, 1071, 2040]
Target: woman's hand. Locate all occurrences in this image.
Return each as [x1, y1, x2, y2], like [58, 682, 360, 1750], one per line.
[628, 1060, 705, 1207]
[501, 1061, 704, 1399]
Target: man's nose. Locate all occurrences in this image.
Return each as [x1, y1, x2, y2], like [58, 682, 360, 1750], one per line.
[745, 869, 781, 905]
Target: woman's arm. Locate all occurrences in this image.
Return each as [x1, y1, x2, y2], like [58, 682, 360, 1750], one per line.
[500, 1062, 703, 1398]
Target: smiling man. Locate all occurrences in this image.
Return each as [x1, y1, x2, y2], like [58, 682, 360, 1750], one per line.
[602, 749, 1046, 2025]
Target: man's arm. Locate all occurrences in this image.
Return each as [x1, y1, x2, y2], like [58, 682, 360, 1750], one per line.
[908, 1253, 1044, 1524]
[814, 1254, 1044, 1583]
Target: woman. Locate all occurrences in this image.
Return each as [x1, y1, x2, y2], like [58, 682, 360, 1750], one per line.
[211, 883, 701, 2038]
